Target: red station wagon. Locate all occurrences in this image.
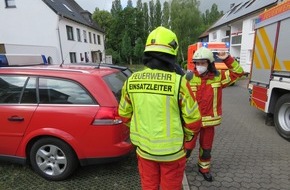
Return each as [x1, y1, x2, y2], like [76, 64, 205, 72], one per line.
[0, 64, 133, 181]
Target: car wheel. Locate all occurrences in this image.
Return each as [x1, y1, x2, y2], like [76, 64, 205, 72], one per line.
[274, 94, 290, 141]
[30, 137, 78, 181]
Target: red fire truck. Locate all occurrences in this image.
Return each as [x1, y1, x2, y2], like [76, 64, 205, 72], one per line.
[248, 0, 290, 140]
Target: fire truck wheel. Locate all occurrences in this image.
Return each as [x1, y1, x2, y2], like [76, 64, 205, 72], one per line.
[274, 94, 290, 141]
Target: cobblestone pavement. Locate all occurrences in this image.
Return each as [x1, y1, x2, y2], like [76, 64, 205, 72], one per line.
[185, 77, 290, 190]
[0, 151, 141, 190]
[0, 77, 289, 190]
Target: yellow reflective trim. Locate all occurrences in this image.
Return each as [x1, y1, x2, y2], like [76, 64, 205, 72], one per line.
[145, 44, 174, 54]
[256, 30, 271, 69]
[136, 148, 185, 162]
[190, 86, 197, 91]
[261, 27, 282, 70]
[198, 160, 211, 169]
[253, 48, 262, 69]
[202, 120, 221, 126]
[131, 132, 184, 144]
[211, 83, 221, 88]
[131, 133, 184, 155]
[201, 116, 222, 126]
[232, 61, 244, 74]
[283, 60, 290, 71]
[119, 97, 127, 110]
[202, 116, 222, 121]
[186, 101, 199, 115]
[221, 70, 231, 84]
[213, 87, 218, 117]
[132, 95, 138, 132]
[166, 96, 171, 137]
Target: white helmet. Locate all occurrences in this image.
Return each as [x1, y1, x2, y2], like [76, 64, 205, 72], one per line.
[192, 47, 214, 63]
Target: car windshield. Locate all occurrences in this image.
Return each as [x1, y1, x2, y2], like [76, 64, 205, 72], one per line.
[103, 71, 128, 102]
[122, 68, 132, 77]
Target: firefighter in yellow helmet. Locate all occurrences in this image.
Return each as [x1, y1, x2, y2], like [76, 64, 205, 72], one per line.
[118, 26, 202, 190]
[185, 47, 244, 182]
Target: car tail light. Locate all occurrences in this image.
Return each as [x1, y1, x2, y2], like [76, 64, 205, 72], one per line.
[92, 107, 123, 126]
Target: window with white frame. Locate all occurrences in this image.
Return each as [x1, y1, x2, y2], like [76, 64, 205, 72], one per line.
[97, 35, 101, 45]
[212, 32, 217, 40]
[66, 26, 74, 41]
[77, 28, 81, 42]
[83, 30, 87, 43]
[5, 0, 16, 8]
[89, 32, 92, 43]
[93, 34, 96, 44]
[69, 52, 76, 63]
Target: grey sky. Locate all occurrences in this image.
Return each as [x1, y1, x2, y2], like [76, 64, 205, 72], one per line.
[75, 0, 238, 13]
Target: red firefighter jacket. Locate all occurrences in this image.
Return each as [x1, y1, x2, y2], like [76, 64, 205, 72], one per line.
[189, 56, 244, 128]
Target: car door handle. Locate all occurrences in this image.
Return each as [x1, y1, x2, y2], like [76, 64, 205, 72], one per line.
[8, 116, 24, 122]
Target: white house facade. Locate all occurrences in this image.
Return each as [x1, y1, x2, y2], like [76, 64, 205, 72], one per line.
[0, 0, 105, 64]
[205, 0, 281, 73]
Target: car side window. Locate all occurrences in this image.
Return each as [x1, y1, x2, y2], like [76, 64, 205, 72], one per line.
[103, 71, 127, 102]
[21, 77, 37, 104]
[0, 76, 28, 103]
[38, 77, 95, 104]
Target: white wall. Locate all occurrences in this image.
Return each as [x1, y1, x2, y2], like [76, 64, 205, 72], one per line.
[239, 15, 258, 73]
[58, 18, 105, 64]
[207, 13, 260, 74]
[0, 0, 105, 64]
[0, 0, 60, 63]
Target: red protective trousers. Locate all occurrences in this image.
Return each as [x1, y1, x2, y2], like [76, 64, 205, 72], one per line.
[137, 155, 186, 190]
[198, 127, 215, 173]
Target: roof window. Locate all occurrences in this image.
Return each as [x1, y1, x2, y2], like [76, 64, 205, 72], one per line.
[228, 3, 241, 15]
[234, 1, 251, 13]
[246, 0, 257, 8]
[63, 4, 72, 12]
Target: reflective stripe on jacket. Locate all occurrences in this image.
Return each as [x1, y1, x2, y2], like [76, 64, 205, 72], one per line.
[189, 56, 244, 127]
[119, 68, 201, 161]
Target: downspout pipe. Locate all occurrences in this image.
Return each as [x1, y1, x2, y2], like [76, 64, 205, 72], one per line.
[57, 14, 64, 63]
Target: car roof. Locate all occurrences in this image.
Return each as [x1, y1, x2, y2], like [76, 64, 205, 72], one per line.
[0, 63, 126, 77]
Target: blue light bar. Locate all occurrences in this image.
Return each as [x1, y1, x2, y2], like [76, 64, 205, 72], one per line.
[225, 42, 230, 48]
[202, 42, 208, 48]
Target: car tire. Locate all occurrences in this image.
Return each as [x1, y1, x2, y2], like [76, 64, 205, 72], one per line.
[274, 94, 290, 141]
[30, 137, 78, 181]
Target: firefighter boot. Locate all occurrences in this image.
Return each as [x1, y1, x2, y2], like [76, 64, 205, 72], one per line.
[198, 148, 213, 182]
[198, 169, 213, 182]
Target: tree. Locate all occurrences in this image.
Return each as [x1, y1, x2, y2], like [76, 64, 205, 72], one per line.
[202, 3, 223, 27]
[127, 0, 133, 8]
[149, 0, 155, 31]
[121, 31, 133, 64]
[134, 37, 145, 64]
[136, 0, 145, 42]
[170, 0, 203, 62]
[136, 0, 142, 10]
[162, 1, 170, 28]
[111, 0, 122, 17]
[97, 0, 223, 66]
[155, 0, 162, 27]
[143, 2, 150, 36]
[92, 8, 112, 34]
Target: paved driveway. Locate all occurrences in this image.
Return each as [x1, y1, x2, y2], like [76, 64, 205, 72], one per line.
[185, 78, 290, 190]
[1, 78, 289, 190]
